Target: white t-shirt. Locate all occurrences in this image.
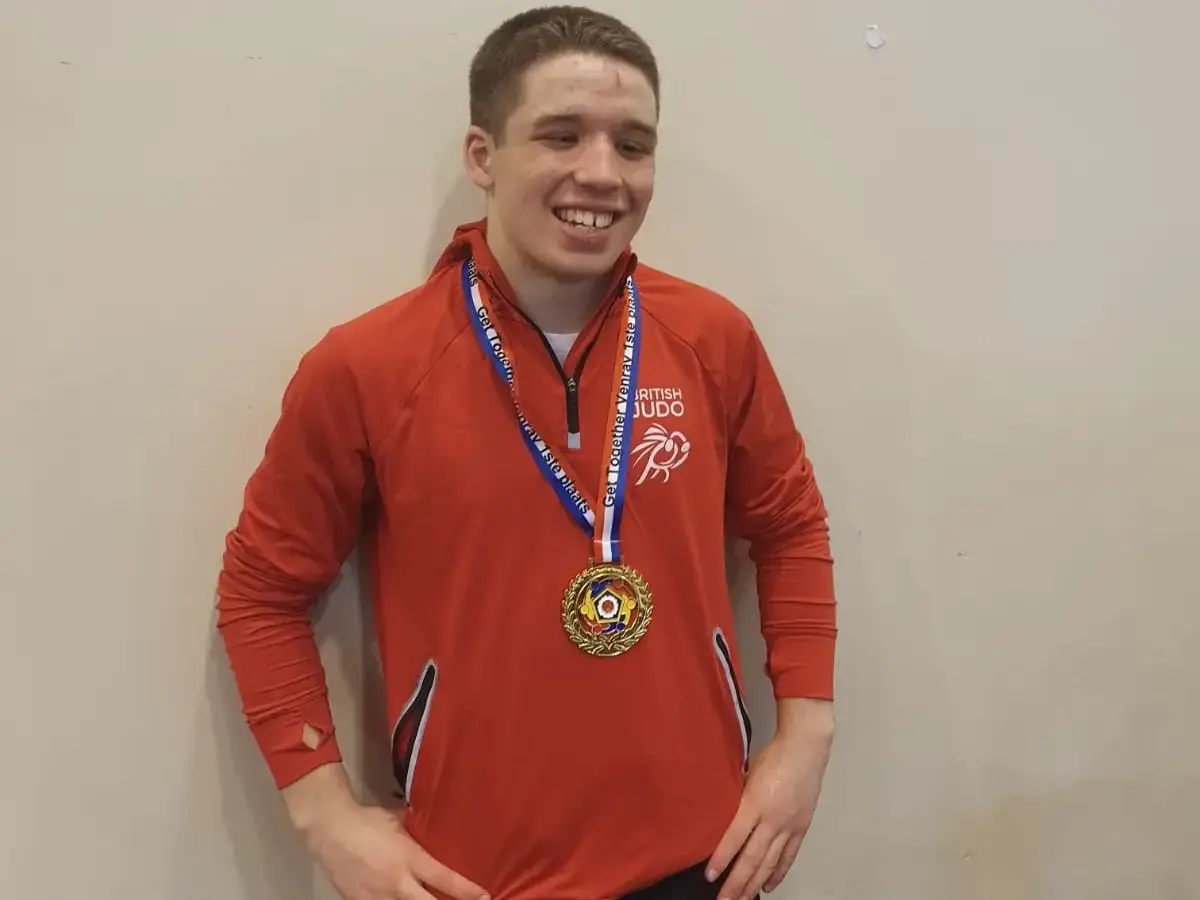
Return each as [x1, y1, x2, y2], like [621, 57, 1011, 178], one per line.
[544, 332, 578, 366]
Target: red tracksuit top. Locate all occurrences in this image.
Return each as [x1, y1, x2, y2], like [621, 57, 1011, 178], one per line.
[216, 220, 837, 900]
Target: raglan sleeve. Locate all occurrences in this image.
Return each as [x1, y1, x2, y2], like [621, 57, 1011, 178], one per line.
[723, 313, 837, 701]
[216, 327, 374, 789]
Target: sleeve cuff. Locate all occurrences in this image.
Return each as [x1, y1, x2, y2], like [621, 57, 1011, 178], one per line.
[764, 632, 836, 701]
[758, 557, 837, 701]
[249, 709, 344, 790]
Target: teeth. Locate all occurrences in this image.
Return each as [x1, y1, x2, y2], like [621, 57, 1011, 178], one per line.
[556, 208, 615, 229]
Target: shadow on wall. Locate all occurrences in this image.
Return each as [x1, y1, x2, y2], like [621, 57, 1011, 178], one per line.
[201, 606, 321, 900]
[198, 556, 390, 900]
[425, 173, 485, 273]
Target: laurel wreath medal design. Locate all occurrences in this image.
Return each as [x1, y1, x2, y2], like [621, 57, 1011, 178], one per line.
[562, 562, 653, 656]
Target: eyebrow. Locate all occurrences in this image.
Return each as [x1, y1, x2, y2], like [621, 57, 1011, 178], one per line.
[531, 113, 658, 140]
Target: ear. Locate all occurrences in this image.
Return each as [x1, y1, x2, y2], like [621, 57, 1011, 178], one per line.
[462, 125, 497, 191]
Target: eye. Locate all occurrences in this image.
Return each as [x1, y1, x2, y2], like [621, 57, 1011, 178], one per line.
[540, 133, 578, 148]
[617, 139, 654, 158]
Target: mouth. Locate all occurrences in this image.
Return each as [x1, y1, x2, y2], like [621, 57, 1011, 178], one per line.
[553, 207, 619, 232]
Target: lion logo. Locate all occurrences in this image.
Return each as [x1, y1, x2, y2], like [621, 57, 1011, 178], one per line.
[631, 423, 690, 485]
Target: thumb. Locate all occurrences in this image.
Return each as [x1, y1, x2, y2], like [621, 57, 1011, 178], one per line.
[413, 851, 490, 900]
[707, 796, 758, 881]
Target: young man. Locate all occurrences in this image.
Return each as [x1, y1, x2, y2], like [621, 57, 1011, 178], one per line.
[216, 6, 837, 900]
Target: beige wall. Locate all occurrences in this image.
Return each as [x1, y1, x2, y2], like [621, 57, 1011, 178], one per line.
[2, 1, 1196, 897]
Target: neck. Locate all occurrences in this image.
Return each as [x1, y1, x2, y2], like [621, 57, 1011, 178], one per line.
[485, 216, 610, 334]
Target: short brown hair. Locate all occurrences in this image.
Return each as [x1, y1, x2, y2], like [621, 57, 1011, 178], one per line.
[469, 5, 660, 139]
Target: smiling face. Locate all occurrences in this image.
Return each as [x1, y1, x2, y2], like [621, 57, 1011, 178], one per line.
[464, 51, 658, 283]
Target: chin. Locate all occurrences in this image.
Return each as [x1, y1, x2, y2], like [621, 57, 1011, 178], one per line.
[543, 220, 637, 277]
[535, 248, 621, 281]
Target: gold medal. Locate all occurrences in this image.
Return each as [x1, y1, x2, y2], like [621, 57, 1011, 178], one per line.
[562, 562, 653, 657]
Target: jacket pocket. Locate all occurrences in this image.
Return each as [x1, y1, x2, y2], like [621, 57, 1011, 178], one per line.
[391, 659, 438, 805]
[713, 628, 752, 771]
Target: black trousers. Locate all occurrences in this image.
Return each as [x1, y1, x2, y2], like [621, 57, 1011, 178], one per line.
[619, 861, 758, 900]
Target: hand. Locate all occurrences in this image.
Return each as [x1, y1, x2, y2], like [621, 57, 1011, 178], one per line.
[707, 700, 833, 900]
[304, 801, 489, 900]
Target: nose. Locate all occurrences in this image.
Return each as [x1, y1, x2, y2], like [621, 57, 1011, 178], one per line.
[573, 135, 622, 189]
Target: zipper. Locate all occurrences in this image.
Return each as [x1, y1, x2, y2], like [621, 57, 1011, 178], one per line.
[507, 295, 604, 452]
[565, 376, 581, 449]
[713, 628, 752, 771]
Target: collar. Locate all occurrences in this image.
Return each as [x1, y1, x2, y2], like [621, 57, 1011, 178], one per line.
[430, 218, 639, 319]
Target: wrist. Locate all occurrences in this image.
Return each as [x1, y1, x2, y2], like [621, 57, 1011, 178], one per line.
[774, 697, 835, 745]
[281, 762, 360, 837]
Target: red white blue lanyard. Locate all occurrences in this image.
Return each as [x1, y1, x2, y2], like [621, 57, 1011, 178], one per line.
[462, 259, 641, 564]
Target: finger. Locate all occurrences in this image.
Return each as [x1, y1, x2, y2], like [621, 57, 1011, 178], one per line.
[761, 833, 805, 893]
[395, 874, 438, 900]
[716, 822, 775, 900]
[706, 800, 759, 881]
[741, 832, 788, 900]
[413, 852, 490, 900]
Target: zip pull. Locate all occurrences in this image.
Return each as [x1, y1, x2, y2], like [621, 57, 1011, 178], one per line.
[566, 377, 581, 450]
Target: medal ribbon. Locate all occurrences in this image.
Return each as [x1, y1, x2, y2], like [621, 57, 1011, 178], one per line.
[462, 259, 641, 564]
